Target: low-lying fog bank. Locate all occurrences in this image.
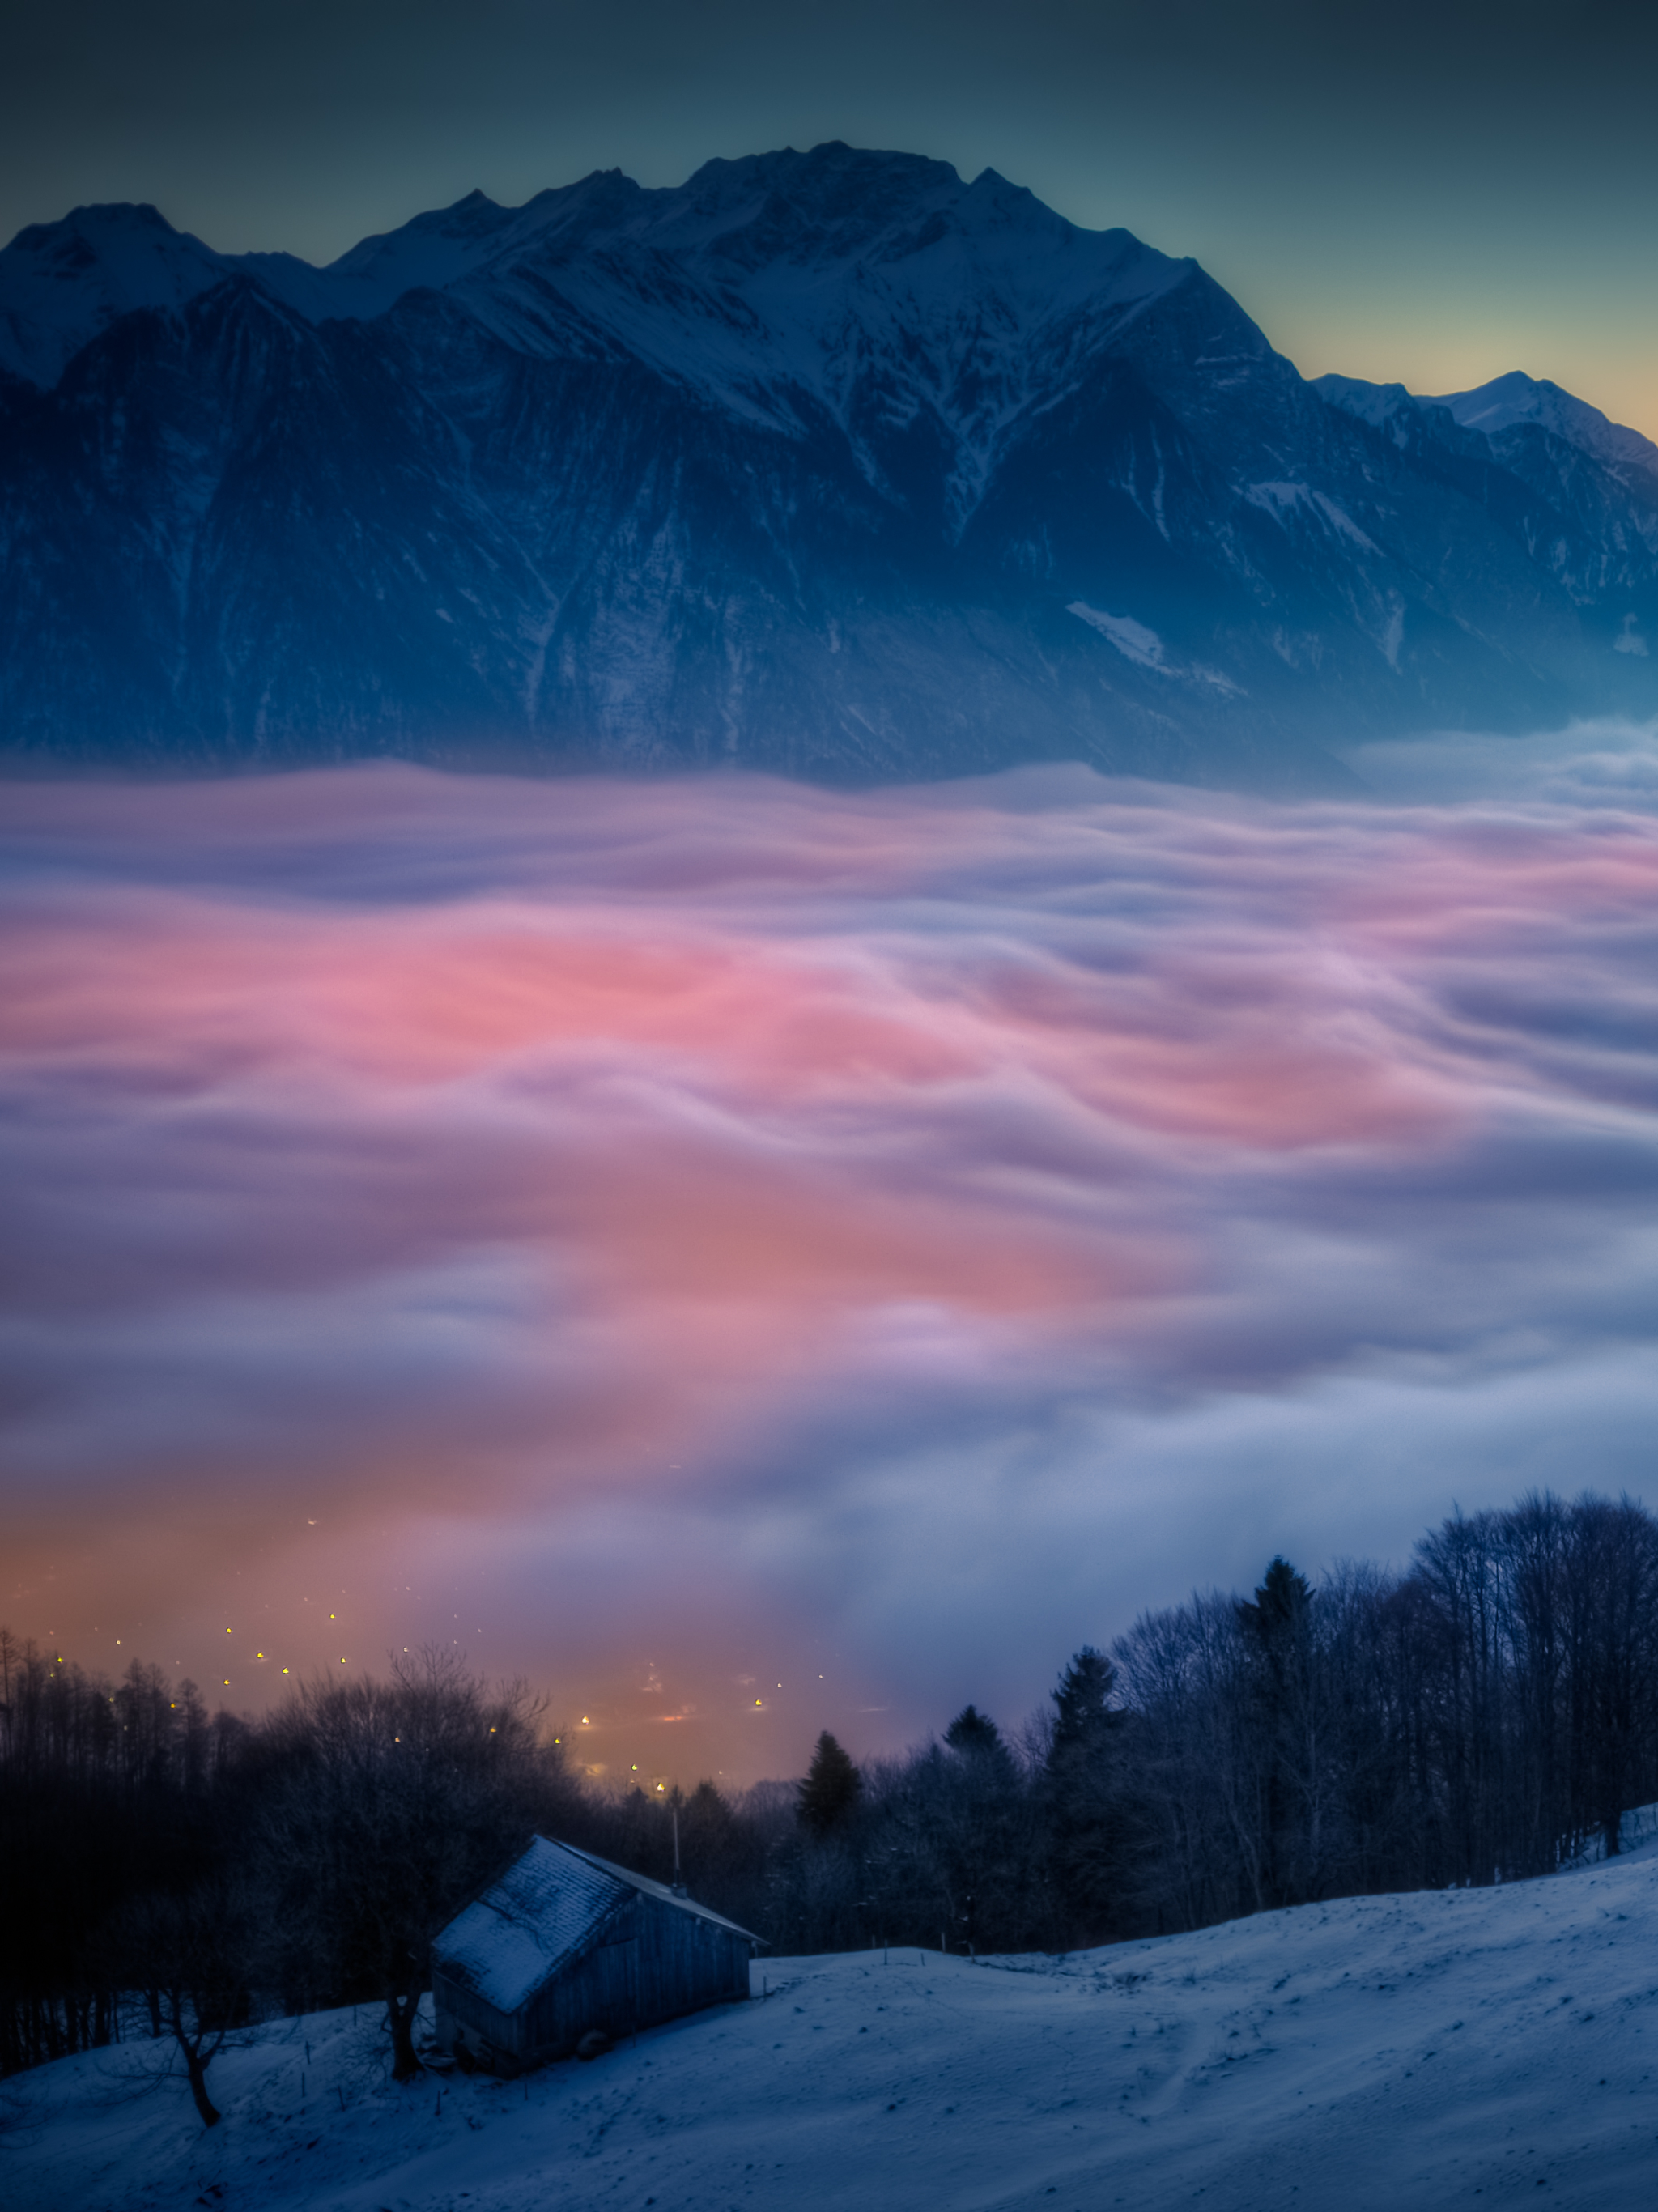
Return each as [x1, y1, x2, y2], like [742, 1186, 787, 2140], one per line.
[4, 739, 1658, 1775]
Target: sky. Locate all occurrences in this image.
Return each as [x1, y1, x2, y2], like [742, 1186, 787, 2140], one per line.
[5, 737, 1658, 1784]
[1, 0, 1656, 436]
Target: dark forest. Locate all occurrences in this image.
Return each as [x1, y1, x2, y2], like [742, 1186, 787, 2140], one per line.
[6, 1487, 1656, 2112]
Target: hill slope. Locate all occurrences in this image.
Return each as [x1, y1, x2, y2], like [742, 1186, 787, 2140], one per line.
[2, 145, 1656, 783]
[7, 1839, 1658, 2210]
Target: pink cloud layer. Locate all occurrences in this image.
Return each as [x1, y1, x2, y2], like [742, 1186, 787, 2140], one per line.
[3, 764, 1656, 1776]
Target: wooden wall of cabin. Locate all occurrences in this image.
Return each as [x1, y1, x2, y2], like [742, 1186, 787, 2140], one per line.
[631, 1896, 751, 2027]
[432, 1970, 524, 2065]
[521, 1895, 752, 2058]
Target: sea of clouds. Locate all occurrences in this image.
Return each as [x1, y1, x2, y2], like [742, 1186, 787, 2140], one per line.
[3, 722, 1656, 1777]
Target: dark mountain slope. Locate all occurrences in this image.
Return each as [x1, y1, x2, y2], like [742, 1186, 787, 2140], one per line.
[1, 144, 1653, 781]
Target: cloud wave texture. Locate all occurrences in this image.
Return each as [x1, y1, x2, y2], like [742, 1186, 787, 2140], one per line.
[3, 748, 1656, 1775]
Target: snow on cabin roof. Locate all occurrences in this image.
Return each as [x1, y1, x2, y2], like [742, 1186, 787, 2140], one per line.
[434, 1837, 623, 2014]
[433, 1834, 760, 2014]
[558, 1841, 762, 1945]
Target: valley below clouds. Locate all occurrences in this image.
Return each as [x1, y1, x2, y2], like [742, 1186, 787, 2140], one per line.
[5, 729, 1657, 1776]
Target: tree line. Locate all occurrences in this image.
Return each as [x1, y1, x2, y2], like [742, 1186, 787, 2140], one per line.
[4, 1486, 1656, 2112]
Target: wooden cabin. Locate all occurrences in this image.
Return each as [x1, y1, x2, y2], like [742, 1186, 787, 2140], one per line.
[431, 1834, 763, 2072]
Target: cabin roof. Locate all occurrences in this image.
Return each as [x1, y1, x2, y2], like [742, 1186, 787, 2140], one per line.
[432, 1833, 760, 2015]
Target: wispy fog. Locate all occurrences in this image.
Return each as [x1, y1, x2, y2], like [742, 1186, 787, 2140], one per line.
[1342, 715, 1658, 807]
[4, 739, 1656, 1777]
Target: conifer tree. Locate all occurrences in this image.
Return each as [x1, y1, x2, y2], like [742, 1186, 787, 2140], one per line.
[797, 1731, 862, 1838]
[940, 1704, 1027, 1948]
[1236, 1557, 1312, 1665]
[1235, 1557, 1316, 1907]
[944, 1704, 1004, 1757]
[1043, 1647, 1128, 1940]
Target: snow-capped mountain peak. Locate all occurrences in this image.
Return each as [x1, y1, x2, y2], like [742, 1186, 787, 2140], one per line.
[1424, 369, 1658, 482]
[0, 202, 236, 385]
[1313, 366, 1658, 486]
[0, 147, 1194, 435]
[2, 148, 1654, 780]
[304, 188, 531, 317]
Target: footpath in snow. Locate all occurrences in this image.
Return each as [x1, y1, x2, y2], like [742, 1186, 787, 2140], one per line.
[6, 1844, 1658, 2212]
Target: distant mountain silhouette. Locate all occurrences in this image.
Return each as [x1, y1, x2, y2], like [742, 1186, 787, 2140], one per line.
[2, 144, 1654, 783]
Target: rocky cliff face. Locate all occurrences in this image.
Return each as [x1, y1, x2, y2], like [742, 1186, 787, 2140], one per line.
[2, 143, 1654, 783]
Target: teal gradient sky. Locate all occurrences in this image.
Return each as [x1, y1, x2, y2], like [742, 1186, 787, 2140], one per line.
[3, 0, 1655, 435]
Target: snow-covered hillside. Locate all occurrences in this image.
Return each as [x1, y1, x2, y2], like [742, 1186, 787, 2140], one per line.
[8, 1842, 1658, 2212]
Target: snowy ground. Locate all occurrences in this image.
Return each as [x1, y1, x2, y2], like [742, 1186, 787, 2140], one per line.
[8, 1845, 1658, 2211]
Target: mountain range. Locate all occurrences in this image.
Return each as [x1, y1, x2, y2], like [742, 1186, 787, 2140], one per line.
[2, 143, 1654, 785]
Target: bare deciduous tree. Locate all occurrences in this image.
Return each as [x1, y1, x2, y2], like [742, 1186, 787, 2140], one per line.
[111, 1878, 261, 2128]
[259, 1649, 563, 2081]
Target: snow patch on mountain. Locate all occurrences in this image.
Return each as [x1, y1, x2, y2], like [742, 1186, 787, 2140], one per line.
[1067, 602, 1167, 666]
[1245, 479, 1377, 550]
[1065, 605, 1243, 695]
